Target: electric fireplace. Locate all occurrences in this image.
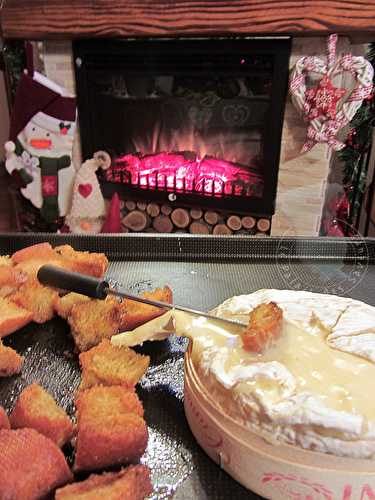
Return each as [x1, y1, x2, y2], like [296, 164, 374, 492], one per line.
[74, 38, 291, 218]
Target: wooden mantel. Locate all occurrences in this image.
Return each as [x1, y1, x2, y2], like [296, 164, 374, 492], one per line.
[1, 0, 375, 39]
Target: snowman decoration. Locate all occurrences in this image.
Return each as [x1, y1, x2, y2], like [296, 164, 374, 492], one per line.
[5, 70, 77, 224]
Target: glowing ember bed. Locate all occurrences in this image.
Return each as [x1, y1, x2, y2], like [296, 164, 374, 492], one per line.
[105, 151, 264, 198]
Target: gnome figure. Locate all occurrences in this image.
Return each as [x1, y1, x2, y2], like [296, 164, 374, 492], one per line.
[65, 151, 111, 234]
[5, 69, 77, 224]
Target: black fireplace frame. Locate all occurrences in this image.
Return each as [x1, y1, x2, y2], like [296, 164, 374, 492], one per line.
[74, 37, 291, 217]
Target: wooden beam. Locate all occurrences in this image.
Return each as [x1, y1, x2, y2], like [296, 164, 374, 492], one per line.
[1, 0, 375, 39]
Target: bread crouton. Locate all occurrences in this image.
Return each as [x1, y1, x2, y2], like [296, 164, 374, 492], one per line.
[0, 339, 23, 377]
[14, 256, 71, 279]
[0, 255, 12, 266]
[79, 339, 150, 390]
[242, 302, 283, 353]
[0, 406, 10, 430]
[68, 298, 121, 352]
[10, 277, 59, 323]
[54, 245, 108, 278]
[11, 243, 108, 280]
[0, 297, 33, 338]
[55, 464, 152, 500]
[11, 242, 56, 264]
[74, 385, 148, 472]
[0, 265, 28, 297]
[0, 428, 73, 498]
[119, 286, 173, 331]
[10, 383, 74, 447]
[54, 292, 91, 320]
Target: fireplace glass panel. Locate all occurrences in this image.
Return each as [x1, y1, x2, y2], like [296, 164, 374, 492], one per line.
[74, 38, 291, 216]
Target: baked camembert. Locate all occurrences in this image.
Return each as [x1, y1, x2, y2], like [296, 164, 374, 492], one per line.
[112, 289, 375, 460]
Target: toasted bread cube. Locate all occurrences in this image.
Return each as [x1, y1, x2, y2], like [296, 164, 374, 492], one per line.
[242, 302, 283, 353]
[0, 406, 10, 430]
[54, 292, 92, 320]
[54, 245, 108, 278]
[11, 242, 56, 264]
[74, 385, 147, 472]
[0, 265, 28, 297]
[55, 464, 153, 500]
[79, 339, 150, 390]
[0, 428, 72, 498]
[68, 298, 120, 352]
[11, 243, 108, 279]
[119, 286, 173, 331]
[0, 339, 23, 377]
[0, 298, 32, 338]
[0, 255, 12, 266]
[14, 256, 71, 279]
[10, 277, 59, 323]
[10, 383, 74, 447]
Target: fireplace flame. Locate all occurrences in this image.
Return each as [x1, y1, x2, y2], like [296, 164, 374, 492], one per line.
[107, 153, 263, 198]
[131, 122, 262, 166]
[108, 122, 264, 198]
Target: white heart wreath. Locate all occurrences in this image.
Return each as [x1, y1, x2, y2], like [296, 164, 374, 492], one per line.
[289, 34, 374, 152]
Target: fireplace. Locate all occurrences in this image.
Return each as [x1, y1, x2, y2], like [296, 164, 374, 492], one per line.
[74, 38, 291, 224]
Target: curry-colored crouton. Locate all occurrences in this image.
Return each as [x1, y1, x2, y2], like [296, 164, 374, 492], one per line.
[11, 242, 56, 264]
[0, 297, 33, 338]
[0, 406, 10, 430]
[0, 265, 28, 297]
[242, 302, 283, 353]
[0, 339, 23, 377]
[11, 243, 108, 280]
[10, 277, 59, 323]
[55, 465, 153, 500]
[14, 256, 71, 279]
[54, 292, 92, 320]
[68, 298, 121, 352]
[79, 339, 150, 390]
[0, 428, 73, 498]
[10, 383, 74, 448]
[0, 255, 12, 266]
[54, 245, 108, 278]
[74, 385, 148, 472]
[119, 286, 173, 331]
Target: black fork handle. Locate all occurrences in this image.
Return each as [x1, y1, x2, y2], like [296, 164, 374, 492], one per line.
[37, 265, 109, 300]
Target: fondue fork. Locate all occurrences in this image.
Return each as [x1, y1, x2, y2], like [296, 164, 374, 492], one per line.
[37, 265, 248, 330]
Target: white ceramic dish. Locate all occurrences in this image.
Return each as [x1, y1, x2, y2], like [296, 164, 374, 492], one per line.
[184, 345, 375, 500]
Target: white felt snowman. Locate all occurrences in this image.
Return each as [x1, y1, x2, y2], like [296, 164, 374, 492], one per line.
[64, 151, 111, 234]
[5, 70, 77, 223]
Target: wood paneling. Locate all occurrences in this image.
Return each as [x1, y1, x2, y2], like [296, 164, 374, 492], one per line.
[1, 0, 375, 39]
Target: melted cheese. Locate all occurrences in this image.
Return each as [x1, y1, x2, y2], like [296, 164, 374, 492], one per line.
[112, 289, 375, 458]
[175, 314, 375, 420]
[255, 321, 375, 418]
[113, 308, 375, 418]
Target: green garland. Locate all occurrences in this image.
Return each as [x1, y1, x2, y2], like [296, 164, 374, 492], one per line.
[338, 43, 375, 221]
[2, 41, 26, 105]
